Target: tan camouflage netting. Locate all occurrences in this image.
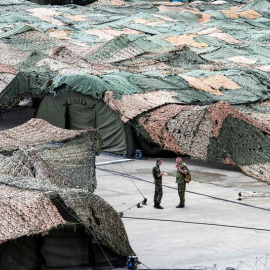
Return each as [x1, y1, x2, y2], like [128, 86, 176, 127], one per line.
[0, 119, 135, 257]
[136, 102, 270, 184]
[0, 183, 67, 244]
[0, 118, 93, 154]
[62, 191, 134, 256]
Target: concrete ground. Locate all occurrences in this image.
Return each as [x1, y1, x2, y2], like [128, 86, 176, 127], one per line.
[96, 155, 270, 270]
[1, 109, 270, 269]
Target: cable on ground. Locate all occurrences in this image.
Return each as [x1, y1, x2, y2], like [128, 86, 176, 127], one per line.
[122, 216, 270, 233]
[97, 156, 148, 203]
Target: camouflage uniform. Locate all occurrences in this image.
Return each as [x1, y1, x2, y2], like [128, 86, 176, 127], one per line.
[152, 164, 163, 205]
[176, 163, 188, 206]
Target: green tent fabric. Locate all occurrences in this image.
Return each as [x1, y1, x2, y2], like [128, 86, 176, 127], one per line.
[42, 227, 91, 268]
[67, 103, 96, 130]
[49, 75, 108, 100]
[36, 90, 127, 155]
[36, 94, 66, 128]
[0, 236, 41, 270]
[95, 101, 126, 154]
[0, 72, 53, 108]
[0, 226, 126, 270]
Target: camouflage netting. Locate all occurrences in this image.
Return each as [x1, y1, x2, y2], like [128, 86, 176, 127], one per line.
[0, 118, 97, 154]
[135, 101, 270, 183]
[28, 0, 95, 4]
[0, 178, 134, 258]
[0, 119, 135, 261]
[0, 0, 270, 182]
[0, 183, 66, 244]
[62, 190, 135, 257]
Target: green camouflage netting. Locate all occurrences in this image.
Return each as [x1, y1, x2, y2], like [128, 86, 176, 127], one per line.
[0, 0, 270, 182]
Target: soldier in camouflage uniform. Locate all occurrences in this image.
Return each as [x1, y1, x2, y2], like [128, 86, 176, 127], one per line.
[152, 158, 165, 209]
[175, 157, 188, 208]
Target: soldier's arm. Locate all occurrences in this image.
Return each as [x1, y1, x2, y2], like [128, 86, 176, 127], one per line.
[179, 166, 187, 175]
[153, 167, 159, 178]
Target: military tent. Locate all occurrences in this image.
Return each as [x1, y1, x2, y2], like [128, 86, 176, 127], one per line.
[0, 119, 136, 269]
[35, 85, 135, 155]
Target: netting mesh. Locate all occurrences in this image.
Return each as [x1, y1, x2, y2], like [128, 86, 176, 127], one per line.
[0, 119, 134, 268]
[137, 104, 186, 154]
[207, 115, 270, 166]
[0, 150, 35, 178]
[135, 101, 270, 183]
[0, 0, 270, 105]
[0, 0, 270, 183]
[167, 106, 208, 154]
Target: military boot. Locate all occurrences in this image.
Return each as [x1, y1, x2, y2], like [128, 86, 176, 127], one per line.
[155, 204, 164, 209]
[176, 203, 184, 208]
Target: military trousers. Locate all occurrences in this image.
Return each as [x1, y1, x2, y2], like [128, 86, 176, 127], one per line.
[177, 182, 186, 206]
[154, 179, 163, 204]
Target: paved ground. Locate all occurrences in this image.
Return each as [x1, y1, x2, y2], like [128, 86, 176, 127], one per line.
[95, 155, 270, 270]
[1, 110, 270, 270]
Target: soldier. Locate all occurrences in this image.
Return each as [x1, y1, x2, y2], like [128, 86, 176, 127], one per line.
[152, 158, 165, 209]
[175, 157, 188, 208]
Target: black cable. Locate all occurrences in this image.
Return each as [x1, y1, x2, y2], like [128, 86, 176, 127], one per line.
[139, 261, 151, 269]
[114, 156, 146, 200]
[122, 216, 270, 233]
[98, 156, 146, 200]
[97, 167, 270, 212]
[122, 202, 142, 213]
[121, 198, 148, 214]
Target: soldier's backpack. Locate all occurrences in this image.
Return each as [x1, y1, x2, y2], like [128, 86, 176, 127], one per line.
[183, 163, 191, 183]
